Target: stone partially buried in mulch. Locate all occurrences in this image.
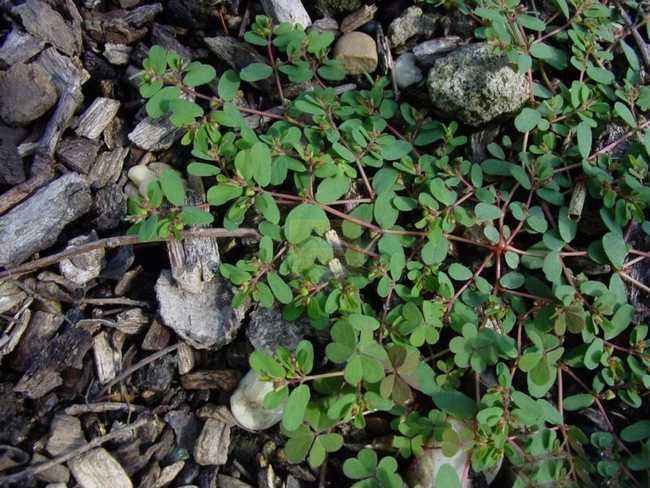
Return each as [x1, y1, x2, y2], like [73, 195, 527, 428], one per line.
[333, 31, 378, 75]
[0, 63, 58, 127]
[246, 307, 305, 353]
[155, 271, 244, 349]
[394, 52, 423, 89]
[261, 0, 311, 28]
[428, 43, 528, 126]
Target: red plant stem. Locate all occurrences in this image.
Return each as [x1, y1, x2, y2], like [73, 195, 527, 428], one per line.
[267, 37, 285, 102]
[447, 253, 493, 312]
[506, 190, 534, 246]
[0, 228, 260, 281]
[560, 365, 615, 432]
[340, 239, 379, 258]
[554, 120, 650, 174]
[386, 123, 421, 158]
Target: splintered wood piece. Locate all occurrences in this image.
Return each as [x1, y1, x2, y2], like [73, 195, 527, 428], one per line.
[0, 155, 55, 216]
[12, 0, 81, 56]
[56, 136, 102, 174]
[36, 87, 84, 157]
[115, 265, 142, 296]
[196, 404, 237, 425]
[194, 419, 231, 466]
[167, 189, 220, 288]
[115, 308, 148, 334]
[12, 310, 64, 371]
[14, 327, 93, 399]
[0, 172, 92, 267]
[176, 342, 195, 374]
[35, 47, 89, 94]
[180, 370, 241, 392]
[341, 4, 378, 33]
[46, 414, 86, 457]
[142, 319, 170, 351]
[0, 308, 31, 357]
[68, 448, 132, 488]
[75, 98, 121, 140]
[151, 460, 185, 488]
[93, 331, 118, 384]
[89, 146, 129, 189]
[128, 116, 181, 151]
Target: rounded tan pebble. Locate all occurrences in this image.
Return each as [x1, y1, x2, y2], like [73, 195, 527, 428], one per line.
[333, 31, 378, 75]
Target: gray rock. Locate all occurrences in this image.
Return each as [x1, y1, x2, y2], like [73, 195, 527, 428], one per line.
[0, 173, 92, 267]
[261, 0, 311, 28]
[230, 370, 284, 431]
[309, 17, 339, 35]
[413, 37, 463, 66]
[155, 271, 244, 349]
[246, 307, 305, 353]
[407, 420, 472, 488]
[428, 43, 528, 126]
[394, 52, 423, 89]
[13, 0, 81, 56]
[0, 28, 45, 67]
[333, 31, 378, 75]
[0, 63, 58, 126]
[388, 6, 437, 47]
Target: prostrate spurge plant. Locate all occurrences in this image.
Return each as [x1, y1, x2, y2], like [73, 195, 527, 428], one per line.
[128, 4, 650, 487]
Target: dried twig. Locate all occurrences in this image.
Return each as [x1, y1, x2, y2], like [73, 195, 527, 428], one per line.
[79, 297, 150, 307]
[0, 227, 260, 281]
[64, 402, 145, 415]
[0, 418, 150, 484]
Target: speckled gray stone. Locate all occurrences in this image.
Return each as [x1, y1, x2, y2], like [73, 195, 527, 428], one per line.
[388, 6, 437, 47]
[428, 43, 528, 126]
[246, 307, 305, 353]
